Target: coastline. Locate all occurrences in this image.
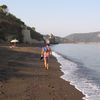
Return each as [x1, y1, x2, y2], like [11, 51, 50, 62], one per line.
[0, 44, 85, 100]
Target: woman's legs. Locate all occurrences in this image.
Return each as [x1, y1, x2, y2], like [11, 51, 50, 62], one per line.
[44, 57, 49, 70]
[46, 58, 49, 69]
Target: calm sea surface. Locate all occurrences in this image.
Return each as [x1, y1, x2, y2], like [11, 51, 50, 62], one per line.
[51, 43, 100, 100]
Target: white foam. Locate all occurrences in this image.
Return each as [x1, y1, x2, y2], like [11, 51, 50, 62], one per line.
[52, 51, 100, 100]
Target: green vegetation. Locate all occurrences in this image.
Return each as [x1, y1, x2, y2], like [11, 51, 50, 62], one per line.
[29, 27, 43, 41]
[0, 5, 43, 42]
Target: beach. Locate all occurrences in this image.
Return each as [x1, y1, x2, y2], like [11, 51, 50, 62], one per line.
[0, 43, 85, 100]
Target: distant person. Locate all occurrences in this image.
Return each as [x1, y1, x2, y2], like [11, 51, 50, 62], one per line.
[10, 39, 19, 48]
[41, 44, 52, 70]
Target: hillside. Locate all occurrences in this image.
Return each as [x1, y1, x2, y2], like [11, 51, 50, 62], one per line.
[65, 32, 100, 43]
[0, 5, 43, 43]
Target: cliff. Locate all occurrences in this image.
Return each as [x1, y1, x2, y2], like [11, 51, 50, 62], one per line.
[0, 5, 43, 43]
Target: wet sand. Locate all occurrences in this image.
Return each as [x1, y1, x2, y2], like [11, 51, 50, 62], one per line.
[0, 44, 85, 100]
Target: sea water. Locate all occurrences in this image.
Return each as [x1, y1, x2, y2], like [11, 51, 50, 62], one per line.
[51, 43, 100, 100]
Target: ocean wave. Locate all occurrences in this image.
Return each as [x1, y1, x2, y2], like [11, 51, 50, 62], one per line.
[52, 51, 100, 100]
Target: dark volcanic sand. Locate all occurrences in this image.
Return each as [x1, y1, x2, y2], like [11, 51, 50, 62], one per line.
[0, 44, 85, 100]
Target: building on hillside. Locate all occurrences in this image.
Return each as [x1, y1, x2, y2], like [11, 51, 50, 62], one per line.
[22, 27, 31, 43]
[22, 26, 43, 44]
[97, 34, 100, 37]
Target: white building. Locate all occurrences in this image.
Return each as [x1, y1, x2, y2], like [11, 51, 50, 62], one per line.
[22, 27, 31, 43]
[22, 27, 43, 44]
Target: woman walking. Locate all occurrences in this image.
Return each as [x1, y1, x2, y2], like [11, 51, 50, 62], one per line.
[41, 44, 52, 70]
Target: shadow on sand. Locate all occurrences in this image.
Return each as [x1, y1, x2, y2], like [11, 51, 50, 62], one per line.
[0, 45, 41, 82]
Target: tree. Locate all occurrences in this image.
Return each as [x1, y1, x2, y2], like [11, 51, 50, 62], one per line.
[1, 5, 7, 9]
[32, 27, 35, 31]
[0, 5, 9, 14]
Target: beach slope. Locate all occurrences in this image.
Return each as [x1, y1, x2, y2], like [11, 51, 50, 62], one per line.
[0, 44, 85, 100]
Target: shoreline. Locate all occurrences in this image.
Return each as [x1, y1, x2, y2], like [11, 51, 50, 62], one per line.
[52, 52, 86, 100]
[52, 51, 86, 100]
[0, 44, 85, 100]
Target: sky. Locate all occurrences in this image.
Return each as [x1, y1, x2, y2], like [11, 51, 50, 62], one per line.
[0, 0, 100, 37]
